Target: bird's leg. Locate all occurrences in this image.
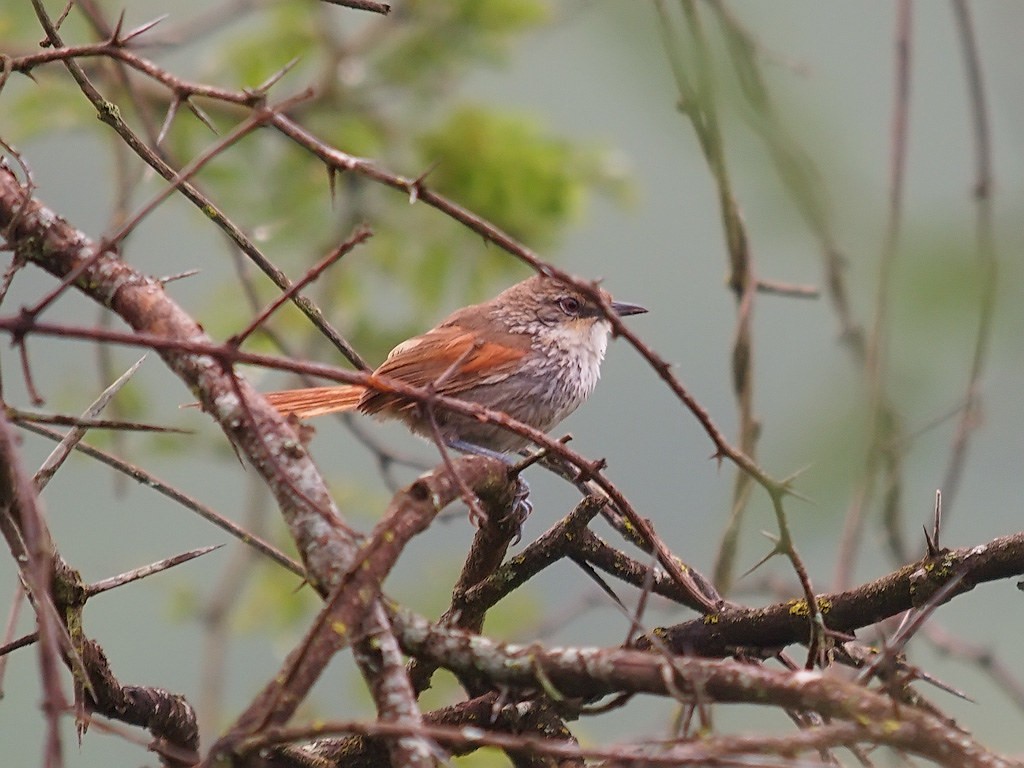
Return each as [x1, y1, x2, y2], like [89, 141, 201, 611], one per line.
[445, 439, 509, 463]
[446, 439, 533, 532]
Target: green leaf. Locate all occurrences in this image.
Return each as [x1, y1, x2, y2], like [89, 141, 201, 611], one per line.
[416, 106, 587, 248]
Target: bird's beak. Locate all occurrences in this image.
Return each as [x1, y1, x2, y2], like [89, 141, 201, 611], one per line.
[610, 300, 648, 317]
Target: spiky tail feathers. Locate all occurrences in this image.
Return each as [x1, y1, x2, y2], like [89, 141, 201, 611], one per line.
[260, 385, 364, 419]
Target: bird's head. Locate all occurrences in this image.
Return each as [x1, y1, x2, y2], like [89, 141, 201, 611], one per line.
[492, 274, 647, 357]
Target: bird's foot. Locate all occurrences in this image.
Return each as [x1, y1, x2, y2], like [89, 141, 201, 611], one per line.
[445, 439, 533, 539]
[507, 475, 533, 542]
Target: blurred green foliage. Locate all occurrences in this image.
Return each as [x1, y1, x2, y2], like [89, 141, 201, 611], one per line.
[3, 0, 629, 366]
[418, 106, 588, 248]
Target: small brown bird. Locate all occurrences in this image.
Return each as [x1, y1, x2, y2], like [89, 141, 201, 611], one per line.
[263, 274, 646, 456]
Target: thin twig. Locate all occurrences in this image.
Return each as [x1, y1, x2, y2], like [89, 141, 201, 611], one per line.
[230, 225, 372, 347]
[0, 580, 25, 692]
[19, 421, 305, 578]
[938, 0, 999, 518]
[86, 545, 223, 596]
[834, 0, 914, 590]
[33, 357, 146, 490]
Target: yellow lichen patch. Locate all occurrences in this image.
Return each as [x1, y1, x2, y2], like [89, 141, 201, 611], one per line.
[788, 599, 810, 617]
[788, 597, 831, 616]
[881, 719, 902, 735]
[921, 553, 958, 583]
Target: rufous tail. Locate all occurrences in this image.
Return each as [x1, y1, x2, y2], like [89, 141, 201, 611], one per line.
[261, 385, 364, 419]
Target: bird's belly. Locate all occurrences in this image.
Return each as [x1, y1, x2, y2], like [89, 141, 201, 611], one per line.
[399, 335, 605, 454]
[434, 363, 594, 452]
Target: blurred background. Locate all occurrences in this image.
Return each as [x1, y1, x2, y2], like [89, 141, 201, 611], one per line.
[1, 0, 1023, 763]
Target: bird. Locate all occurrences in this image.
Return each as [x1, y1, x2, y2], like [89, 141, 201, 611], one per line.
[261, 273, 647, 461]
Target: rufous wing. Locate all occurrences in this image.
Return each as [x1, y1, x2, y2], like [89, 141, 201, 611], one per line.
[359, 325, 530, 416]
[261, 385, 364, 419]
[264, 322, 529, 420]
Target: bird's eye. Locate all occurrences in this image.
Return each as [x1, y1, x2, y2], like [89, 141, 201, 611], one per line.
[558, 296, 582, 316]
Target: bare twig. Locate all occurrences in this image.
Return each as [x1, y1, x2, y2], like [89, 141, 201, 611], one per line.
[938, 0, 999, 518]
[319, 0, 390, 13]
[0, 580, 25, 693]
[86, 545, 223, 597]
[229, 226, 372, 347]
[32, 356, 146, 489]
[20, 420, 304, 578]
[835, 0, 914, 589]
[8, 409, 188, 434]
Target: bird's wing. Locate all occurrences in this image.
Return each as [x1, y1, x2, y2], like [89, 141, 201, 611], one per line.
[260, 322, 531, 420]
[360, 324, 530, 415]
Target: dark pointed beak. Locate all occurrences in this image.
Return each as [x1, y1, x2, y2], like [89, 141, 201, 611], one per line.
[611, 300, 647, 317]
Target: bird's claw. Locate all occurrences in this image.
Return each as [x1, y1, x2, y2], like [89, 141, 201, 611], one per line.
[445, 439, 533, 540]
[506, 475, 532, 544]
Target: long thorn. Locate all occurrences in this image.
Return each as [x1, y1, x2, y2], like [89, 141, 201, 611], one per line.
[86, 545, 223, 596]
